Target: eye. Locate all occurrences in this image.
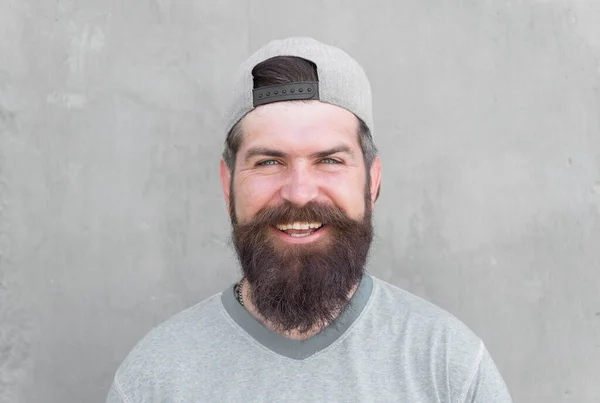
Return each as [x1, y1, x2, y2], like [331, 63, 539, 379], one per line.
[256, 159, 280, 166]
[320, 158, 341, 164]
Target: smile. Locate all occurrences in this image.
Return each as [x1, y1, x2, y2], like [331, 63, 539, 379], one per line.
[270, 222, 327, 243]
[275, 221, 324, 237]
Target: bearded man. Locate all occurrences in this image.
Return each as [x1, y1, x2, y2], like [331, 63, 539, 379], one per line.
[106, 37, 512, 403]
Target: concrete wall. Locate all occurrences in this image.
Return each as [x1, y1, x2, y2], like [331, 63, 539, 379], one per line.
[1, 0, 599, 402]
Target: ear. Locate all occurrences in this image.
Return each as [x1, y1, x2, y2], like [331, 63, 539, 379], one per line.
[369, 156, 382, 208]
[220, 159, 232, 212]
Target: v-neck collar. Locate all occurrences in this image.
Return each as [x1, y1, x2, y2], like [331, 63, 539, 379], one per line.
[220, 273, 374, 360]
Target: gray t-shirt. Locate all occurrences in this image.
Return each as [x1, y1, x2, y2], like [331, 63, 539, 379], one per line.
[106, 273, 513, 402]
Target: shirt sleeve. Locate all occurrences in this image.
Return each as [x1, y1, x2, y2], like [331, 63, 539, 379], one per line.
[460, 342, 513, 403]
[105, 377, 131, 403]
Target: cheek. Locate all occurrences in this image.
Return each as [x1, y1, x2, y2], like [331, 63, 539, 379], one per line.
[320, 172, 366, 217]
[234, 175, 281, 218]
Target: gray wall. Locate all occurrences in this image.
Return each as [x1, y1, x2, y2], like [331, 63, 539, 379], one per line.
[1, 0, 599, 402]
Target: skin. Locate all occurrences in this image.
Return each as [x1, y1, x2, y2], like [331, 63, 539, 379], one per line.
[220, 100, 381, 340]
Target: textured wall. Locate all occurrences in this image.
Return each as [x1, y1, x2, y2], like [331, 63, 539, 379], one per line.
[1, 0, 599, 402]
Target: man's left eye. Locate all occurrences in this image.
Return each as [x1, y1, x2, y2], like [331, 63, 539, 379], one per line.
[256, 160, 280, 166]
[321, 158, 341, 164]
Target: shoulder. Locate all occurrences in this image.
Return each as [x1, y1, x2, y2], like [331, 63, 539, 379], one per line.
[132, 291, 225, 351]
[367, 275, 492, 399]
[370, 275, 479, 332]
[369, 274, 483, 362]
[110, 291, 226, 400]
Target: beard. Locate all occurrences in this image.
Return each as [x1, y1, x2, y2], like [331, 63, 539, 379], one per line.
[229, 182, 374, 336]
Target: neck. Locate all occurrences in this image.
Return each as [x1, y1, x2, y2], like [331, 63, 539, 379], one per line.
[240, 279, 360, 341]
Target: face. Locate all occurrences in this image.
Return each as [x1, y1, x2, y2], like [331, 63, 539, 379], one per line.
[220, 100, 381, 335]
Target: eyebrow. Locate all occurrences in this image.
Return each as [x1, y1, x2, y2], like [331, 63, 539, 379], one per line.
[244, 145, 356, 163]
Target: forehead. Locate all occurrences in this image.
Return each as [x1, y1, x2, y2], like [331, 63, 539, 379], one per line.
[239, 101, 360, 154]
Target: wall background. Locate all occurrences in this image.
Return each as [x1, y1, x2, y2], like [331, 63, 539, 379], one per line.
[1, 0, 599, 402]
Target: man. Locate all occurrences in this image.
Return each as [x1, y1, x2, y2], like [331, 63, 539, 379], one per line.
[106, 37, 513, 402]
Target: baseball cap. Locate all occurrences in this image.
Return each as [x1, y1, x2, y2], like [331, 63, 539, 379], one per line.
[224, 37, 374, 137]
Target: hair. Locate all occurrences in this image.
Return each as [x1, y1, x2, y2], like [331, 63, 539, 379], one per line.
[222, 56, 380, 199]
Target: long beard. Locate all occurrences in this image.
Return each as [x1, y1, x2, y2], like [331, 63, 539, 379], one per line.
[229, 185, 374, 336]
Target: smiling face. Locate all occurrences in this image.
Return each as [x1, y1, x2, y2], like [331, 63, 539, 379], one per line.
[227, 100, 376, 224]
[220, 100, 381, 335]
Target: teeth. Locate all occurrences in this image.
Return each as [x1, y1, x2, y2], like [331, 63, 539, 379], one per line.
[290, 233, 312, 238]
[276, 221, 323, 231]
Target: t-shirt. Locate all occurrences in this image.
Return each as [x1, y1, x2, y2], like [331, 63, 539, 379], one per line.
[106, 273, 513, 402]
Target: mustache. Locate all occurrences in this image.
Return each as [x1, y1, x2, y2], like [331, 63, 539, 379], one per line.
[234, 200, 359, 230]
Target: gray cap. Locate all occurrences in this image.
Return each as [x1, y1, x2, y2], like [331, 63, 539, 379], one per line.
[224, 37, 374, 137]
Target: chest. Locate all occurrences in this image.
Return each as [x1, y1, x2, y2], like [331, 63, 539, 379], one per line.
[161, 344, 450, 403]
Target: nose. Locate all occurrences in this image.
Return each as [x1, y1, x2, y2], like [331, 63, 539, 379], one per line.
[280, 166, 319, 206]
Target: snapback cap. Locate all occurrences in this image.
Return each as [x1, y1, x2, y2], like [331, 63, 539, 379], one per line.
[224, 37, 374, 137]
